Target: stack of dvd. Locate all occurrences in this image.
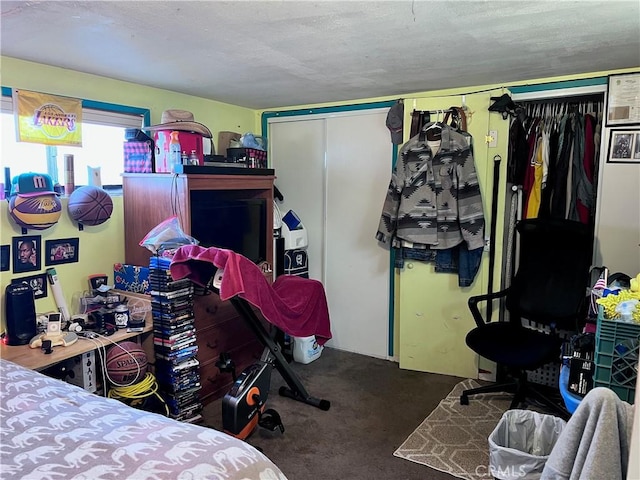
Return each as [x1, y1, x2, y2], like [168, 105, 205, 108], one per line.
[149, 256, 202, 423]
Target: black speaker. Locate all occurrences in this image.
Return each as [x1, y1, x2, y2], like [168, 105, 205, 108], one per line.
[5, 283, 37, 346]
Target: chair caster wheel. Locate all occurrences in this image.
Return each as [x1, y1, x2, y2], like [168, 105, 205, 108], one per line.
[460, 395, 469, 405]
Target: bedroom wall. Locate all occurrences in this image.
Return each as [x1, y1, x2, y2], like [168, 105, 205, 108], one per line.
[259, 67, 639, 375]
[1, 56, 637, 356]
[0, 56, 257, 329]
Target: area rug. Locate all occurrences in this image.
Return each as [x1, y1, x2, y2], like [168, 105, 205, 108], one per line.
[394, 379, 511, 480]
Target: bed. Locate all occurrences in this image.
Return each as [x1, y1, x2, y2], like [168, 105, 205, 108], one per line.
[0, 358, 287, 480]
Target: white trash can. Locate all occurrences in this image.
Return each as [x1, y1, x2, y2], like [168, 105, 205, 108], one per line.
[488, 409, 566, 480]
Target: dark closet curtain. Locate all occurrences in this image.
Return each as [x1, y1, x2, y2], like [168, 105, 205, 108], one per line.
[507, 98, 603, 225]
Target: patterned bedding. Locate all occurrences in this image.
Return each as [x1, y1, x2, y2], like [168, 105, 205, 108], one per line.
[0, 359, 287, 480]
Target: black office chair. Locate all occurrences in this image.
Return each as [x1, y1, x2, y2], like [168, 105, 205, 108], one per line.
[460, 218, 593, 418]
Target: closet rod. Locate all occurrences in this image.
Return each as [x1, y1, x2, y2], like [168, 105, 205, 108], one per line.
[413, 108, 456, 115]
[519, 93, 603, 105]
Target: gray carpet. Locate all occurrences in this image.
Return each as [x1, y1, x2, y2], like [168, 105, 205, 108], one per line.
[200, 347, 464, 480]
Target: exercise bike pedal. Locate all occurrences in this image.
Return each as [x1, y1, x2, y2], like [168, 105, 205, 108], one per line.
[259, 408, 285, 433]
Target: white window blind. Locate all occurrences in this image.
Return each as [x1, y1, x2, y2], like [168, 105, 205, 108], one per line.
[1, 94, 147, 188]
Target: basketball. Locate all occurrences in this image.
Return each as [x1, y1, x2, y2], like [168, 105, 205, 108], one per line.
[67, 186, 113, 226]
[9, 194, 62, 230]
[105, 341, 148, 385]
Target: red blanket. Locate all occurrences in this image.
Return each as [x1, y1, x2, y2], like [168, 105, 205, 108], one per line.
[169, 245, 332, 345]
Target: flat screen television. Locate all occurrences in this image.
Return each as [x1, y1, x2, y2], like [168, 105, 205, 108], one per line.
[189, 191, 267, 264]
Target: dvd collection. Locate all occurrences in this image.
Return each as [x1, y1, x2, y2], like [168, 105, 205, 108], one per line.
[149, 256, 202, 423]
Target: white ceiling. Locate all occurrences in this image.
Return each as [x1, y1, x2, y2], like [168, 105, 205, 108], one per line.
[1, 1, 639, 110]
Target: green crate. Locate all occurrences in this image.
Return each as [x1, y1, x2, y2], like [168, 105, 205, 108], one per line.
[594, 306, 639, 404]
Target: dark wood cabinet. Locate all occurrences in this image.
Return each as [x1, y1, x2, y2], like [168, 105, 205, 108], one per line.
[122, 173, 274, 405]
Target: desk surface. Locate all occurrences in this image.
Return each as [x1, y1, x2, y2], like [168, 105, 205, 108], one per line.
[0, 324, 153, 371]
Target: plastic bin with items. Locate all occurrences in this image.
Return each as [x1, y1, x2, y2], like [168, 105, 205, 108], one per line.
[593, 272, 640, 404]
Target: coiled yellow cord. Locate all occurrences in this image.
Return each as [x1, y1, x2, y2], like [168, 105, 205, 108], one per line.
[108, 372, 169, 416]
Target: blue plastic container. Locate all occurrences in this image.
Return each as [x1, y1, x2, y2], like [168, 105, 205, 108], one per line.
[559, 364, 582, 414]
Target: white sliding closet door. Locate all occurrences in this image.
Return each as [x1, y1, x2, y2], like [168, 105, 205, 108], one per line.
[270, 109, 392, 358]
[270, 118, 326, 281]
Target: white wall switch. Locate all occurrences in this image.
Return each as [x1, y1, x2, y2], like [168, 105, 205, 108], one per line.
[488, 130, 498, 147]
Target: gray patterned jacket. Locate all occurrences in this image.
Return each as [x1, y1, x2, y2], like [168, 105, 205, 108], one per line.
[376, 124, 485, 250]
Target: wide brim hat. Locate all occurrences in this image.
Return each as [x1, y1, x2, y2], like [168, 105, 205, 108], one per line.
[143, 109, 213, 138]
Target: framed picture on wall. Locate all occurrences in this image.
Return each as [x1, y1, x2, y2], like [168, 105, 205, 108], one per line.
[45, 238, 80, 265]
[12, 273, 48, 300]
[1, 245, 9, 272]
[606, 73, 640, 127]
[12, 235, 41, 273]
[607, 129, 640, 163]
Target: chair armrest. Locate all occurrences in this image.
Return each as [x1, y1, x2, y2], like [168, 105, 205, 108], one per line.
[468, 288, 510, 328]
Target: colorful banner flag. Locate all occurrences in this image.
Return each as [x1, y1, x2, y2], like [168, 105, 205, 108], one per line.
[14, 89, 83, 146]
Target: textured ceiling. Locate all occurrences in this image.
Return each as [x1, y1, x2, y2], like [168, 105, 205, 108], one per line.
[1, 1, 639, 110]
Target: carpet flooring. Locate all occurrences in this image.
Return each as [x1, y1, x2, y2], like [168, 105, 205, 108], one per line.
[200, 347, 466, 480]
[394, 379, 512, 480]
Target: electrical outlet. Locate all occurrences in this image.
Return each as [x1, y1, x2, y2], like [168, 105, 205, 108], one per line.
[488, 130, 498, 148]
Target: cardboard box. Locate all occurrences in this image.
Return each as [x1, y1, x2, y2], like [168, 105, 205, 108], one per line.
[568, 358, 595, 396]
[218, 131, 241, 157]
[114, 263, 151, 294]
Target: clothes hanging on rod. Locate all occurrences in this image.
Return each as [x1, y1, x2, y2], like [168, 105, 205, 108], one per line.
[507, 95, 603, 225]
[410, 107, 466, 137]
[376, 115, 486, 287]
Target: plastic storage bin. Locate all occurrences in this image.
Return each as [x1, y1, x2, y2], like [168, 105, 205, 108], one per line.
[488, 409, 566, 480]
[292, 335, 322, 364]
[594, 307, 639, 403]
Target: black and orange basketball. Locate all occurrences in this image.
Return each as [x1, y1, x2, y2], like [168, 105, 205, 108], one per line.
[105, 341, 148, 385]
[67, 186, 113, 226]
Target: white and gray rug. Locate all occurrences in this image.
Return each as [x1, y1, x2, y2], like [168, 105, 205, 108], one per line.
[394, 379, 512, 480]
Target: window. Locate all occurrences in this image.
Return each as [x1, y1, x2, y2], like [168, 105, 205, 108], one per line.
[0, 90, 149, 189]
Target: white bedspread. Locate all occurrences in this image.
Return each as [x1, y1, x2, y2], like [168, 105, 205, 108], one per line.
[0, 359, 287, 480]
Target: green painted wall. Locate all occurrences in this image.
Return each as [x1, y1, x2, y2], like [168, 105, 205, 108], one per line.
[1, 55, 637, 376]
[0, 56, 256, 323]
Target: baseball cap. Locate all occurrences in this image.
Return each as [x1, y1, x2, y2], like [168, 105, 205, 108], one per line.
[386, 101, 404, 145]
[10, 172, 57, 198]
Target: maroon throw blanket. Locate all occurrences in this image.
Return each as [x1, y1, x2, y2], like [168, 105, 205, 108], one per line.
[170, 245, 332, 345]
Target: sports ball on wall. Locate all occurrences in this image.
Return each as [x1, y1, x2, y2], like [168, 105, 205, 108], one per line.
[8, 194, 62, 230]
[67, 186, 113, 226]
[105, 341, 148, 385]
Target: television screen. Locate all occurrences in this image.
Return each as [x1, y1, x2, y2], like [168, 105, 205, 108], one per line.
[190, 191, 266, 264]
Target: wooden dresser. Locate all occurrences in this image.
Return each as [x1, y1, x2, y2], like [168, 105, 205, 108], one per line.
[122, 172, 274, 405]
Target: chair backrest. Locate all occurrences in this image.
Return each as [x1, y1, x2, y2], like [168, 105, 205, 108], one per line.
[505, 218, 593, 328]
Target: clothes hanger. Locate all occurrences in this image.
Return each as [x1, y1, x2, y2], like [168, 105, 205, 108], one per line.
[423, 115, 442, 142]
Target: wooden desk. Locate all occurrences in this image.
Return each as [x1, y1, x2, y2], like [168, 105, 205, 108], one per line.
[1, 324, 153, 371]
[1, 290, 154, 372]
